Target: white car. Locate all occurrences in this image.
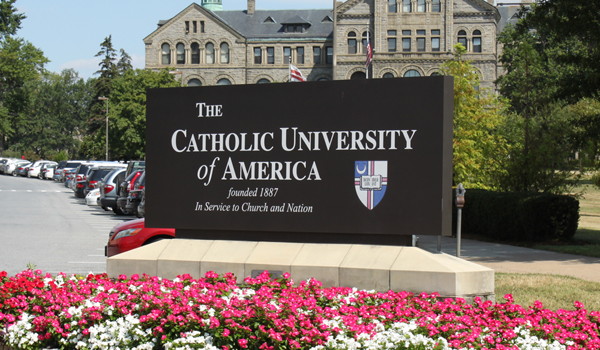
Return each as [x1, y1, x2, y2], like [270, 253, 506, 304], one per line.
[5, 160, 29, 175]
[85, 188, 101, 206]
[27, 160, 57, 178]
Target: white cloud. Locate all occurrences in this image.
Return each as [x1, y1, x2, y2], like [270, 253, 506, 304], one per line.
[57, 58, 101, 79]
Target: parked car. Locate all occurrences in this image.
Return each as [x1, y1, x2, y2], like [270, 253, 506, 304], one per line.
[85, 188, 101, 206]
[105, 218, 174, 257]
[116, 170, 143, 214]
[63, 168, 76, 188]
[137, 188, 146, 218]
[125, 171, 145, 217]
[72, 162, 99, 198]
[58, 161, 84, 182]
[14, 162, 32, 177]
[27, 160, 57, 178]
[4, 159, 29, 176]
[84, 165, 126, 197]
[39, 163, 57, 179]
[0, 159, 12, 174]
[98, 168, 127, 213]
[53, 160, 68, 181]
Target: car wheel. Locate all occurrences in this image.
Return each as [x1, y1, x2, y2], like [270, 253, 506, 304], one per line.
[112, 207, 130, 215]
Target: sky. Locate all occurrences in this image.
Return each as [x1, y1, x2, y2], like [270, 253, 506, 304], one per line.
[15, 0, 334, 80]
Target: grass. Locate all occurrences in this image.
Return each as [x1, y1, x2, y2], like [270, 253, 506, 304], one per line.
[495, 273, 600, 311]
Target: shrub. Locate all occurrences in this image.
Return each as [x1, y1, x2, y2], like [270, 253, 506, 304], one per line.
[453, 189, 579, 242]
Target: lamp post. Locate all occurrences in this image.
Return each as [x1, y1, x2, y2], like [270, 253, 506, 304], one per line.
[455, 183, 466, 257]
[98, 96, 109, 161]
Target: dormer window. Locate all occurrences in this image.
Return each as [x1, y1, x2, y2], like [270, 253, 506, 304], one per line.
[282, 15, 311, 34]
[321, 15, 333, 23]
[263, 16, 276, 24]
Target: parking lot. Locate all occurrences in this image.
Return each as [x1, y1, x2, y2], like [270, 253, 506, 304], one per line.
[0, 174, 130, 276]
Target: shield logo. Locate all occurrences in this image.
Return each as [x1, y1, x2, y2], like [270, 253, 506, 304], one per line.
[354, 161, 388, 210]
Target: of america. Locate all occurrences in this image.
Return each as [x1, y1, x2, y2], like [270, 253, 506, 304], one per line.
[222, 157, 321, 181]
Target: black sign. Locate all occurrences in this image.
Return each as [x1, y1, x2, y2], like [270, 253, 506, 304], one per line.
[146, 77, 453, 244]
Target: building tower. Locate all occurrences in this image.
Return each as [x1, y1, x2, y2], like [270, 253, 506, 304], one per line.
[201, 0, 223, 11]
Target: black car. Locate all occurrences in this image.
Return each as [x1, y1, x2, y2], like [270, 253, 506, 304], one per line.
[125, 170, 145, 217]
[116, 170, 144, 214]
[137, 188, 146, 218]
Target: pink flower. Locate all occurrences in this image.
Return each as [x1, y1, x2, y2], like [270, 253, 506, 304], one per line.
[238, 338, 248, 348]
[223, 328, 230, 337]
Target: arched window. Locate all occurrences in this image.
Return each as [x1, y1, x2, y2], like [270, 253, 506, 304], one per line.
[430, 72, 441, 76]
[351, 71, 366, 80]
[257, 78, 270, 84]
[191, 43, 200, 64]
[417, 0, 425, 12]
[161, 43, 171, 65]
[388, 0, 397, 12]
[317, 77, 329, 81]
[473, 30, 482, 52]
[403, 0, 411, 12]
[187, 78, 202, 87]
[348, 31, 357, 54]
[206, 43, 214, 64]
[432, 0, 441, 12]
[220, 42, 230, 64]
[176, 43, 185, 64]
[383, 73, 395, 78]
[404, 69, 421, 77]
[217, 78, 231, 85]
[457, 30, 467, 50]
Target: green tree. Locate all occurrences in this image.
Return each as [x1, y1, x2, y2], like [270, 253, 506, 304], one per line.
[11, 70, 93, 158]
[80, 69, 179, 160]
[440, 44, 508, 189]
[0, 1, 47, 155]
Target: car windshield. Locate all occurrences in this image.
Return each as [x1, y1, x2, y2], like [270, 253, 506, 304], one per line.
[90, 169, 114, 181]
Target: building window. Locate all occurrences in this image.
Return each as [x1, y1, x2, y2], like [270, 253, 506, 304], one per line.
[383, 72, 395, 78]
[313, 46, 321, 64]
[431, 37, 440, 51]
[417, 0, 425, 12]
[176, 43, 185, 64]
[188, 78, 202, 86]
[458, 30, 467, 49]
[297, 47, 305, 64]
[267, 47, 274, 64]
[217, 78, 231, 85]
[348, 32, 357, 54]
[185, 21, 190, 33]
[326, 46, 333, 64]
[200, 21, 205, 33]
[193, 21, 197, 33]
[206, 43, 215, 64]
[161, 43, 171, 65]
[220, 43, 229, 64]
[387, 30, 397, 52]
[389, 0, 397, 12]
[402, 38, 411, 52]
[417, 37, 425, 51]
[284, 47, 291, 64]
[404, 69, 421, 77]
[318, 77, 329, 81]
[432, 0, 441, 12]
[257, 78, 270, 84]
[402, 30, 411, 36]
[254, 47, 262, 64]
[191, 43, 200, 64]
[473, 30, 482, 52]
[417, 30, 426, 35]
[431, 29, 440, 35]
[403, 0, 411, 12]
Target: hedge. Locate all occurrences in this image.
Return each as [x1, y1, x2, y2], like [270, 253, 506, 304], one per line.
[452, 189, 579, 242]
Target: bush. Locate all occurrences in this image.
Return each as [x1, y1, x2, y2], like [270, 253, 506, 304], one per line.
[453, 189, 579, 242]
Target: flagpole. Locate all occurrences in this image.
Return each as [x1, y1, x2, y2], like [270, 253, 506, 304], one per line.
[366, 29, 370, 79]
[288, 61, 291, 82]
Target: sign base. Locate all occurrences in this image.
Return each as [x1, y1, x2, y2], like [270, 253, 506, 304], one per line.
[107, 239, 494, 301]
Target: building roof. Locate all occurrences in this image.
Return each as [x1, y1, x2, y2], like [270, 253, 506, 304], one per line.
[207, 9, 334, 40]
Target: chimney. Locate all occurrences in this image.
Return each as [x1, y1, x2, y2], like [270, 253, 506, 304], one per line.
[248, 0, 255, 15]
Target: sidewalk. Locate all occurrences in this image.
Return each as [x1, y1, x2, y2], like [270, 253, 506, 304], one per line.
[417, 235, 600, 284]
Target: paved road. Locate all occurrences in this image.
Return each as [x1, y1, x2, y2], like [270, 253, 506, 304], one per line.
[0, 174, 131, 276]
[417, 235, 600, 284]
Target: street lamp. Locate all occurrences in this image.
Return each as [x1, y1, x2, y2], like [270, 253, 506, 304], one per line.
[98, 96, 109, 161]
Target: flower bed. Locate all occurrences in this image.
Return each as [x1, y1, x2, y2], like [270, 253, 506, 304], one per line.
[1, 270, 599, 350]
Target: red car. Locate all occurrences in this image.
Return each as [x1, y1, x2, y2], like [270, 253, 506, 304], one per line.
[105, 218, 175, 257]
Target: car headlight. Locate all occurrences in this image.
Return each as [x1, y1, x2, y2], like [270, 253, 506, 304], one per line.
[113, 228, 142, 240]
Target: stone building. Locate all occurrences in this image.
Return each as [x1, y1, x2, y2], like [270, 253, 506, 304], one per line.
[144, 0, 504, 89]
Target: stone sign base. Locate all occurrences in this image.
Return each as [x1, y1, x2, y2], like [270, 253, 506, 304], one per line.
[107, 239, 495, 301]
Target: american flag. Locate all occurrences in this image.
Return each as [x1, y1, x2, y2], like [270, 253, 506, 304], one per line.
[289, 64, 306, 82]
[365, 34, 372, 68]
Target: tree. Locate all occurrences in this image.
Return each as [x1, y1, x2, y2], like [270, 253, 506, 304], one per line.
[10, 70, 93, 158]
[440, 44, 508, 189]
[0, 1, 47, 155]
[117, 48, 132, 75]
[80, 69, 179, 160]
